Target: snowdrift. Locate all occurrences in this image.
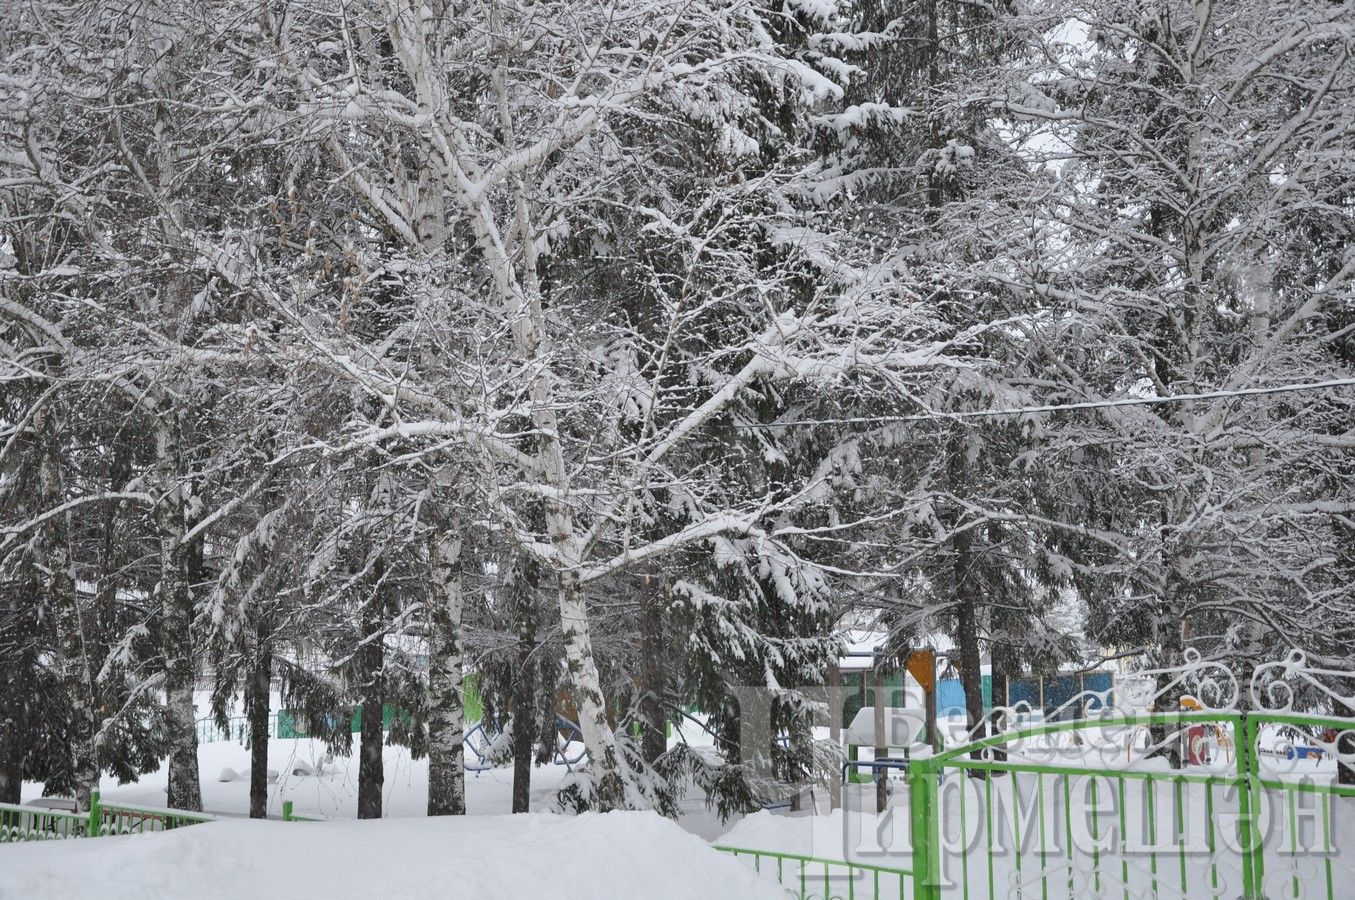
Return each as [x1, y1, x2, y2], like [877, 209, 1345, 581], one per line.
[0, 811, 786, 900]
[717, 806, 912, 870]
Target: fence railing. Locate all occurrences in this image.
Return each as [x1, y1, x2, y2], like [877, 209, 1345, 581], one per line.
[1247, 712, 1352, 900]
[0, 792, 215, 843]
[0, 803, 89, 842]
[907, 709, 1350, 900]
[280, 800, 323, 822]
[714, 845, 912, 900]
[95, 797, 216, 835]
[196, 713, 279, 744]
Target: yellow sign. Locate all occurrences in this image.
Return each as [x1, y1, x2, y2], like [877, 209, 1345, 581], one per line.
[906, 649, 936, 693]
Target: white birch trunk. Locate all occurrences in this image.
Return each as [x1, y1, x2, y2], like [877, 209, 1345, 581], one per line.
[513, 210, 626, 809]
[426, 529, 466, 815]
[398, 8, 629, 804]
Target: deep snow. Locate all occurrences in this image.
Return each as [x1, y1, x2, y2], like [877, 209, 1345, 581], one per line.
[10, 695, 1352, 899]
[0, 812, 788, 900]
[16, 692, 735, 840]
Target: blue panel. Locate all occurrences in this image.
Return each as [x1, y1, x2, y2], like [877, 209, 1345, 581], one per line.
[1001, 672, 1114, 720]
[934, 675, 995, 717]
[1083, 672, 1112, 710]
[935, 678, 966, 718]
[1008, 677, 1040, 713]
[1042, 674, 1082, 721]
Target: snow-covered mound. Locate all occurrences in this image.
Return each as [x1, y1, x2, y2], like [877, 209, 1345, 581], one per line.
[717, 806, 912, 865]
[718, 808, 846, 857]
[0, 812, 786, 900]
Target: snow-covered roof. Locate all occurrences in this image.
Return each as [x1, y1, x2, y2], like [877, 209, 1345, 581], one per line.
[843, 706, 928, 748]
[836, 630, 963, 670]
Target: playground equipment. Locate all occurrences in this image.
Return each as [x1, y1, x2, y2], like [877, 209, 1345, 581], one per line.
[825, 647, 942, 816]
[841, 706, 929, 785]
[1285, 744, 1327, 760]
[1125, 693, 1235, 765]
[1265, 724, 1332, 761]
[464, 716, 589, 773]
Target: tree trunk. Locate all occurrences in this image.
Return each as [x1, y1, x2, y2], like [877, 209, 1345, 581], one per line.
[154, 415, 202, 811]
[827, 663, 842, 810]
[37, 404, 99, 811]
[953, 584, 986, 745]
[427, 531, 466, 816]
[873, 672, 887, 813]
[948, 436, 987, 759]
[510, 664, 536, 814]
[988, 645, 1012, 766]
[510, 551, 541, 813]
[137, 38, 201, 812]
[87, 446, 129, 756]
[246, 618, 272, 819]
[0, 706, 22, 805]
[1148, 572, 1186, 770]
[557, 573, 623, 806]
[637, 576, 668, 766]
[0, 580, 30, 804]
[470, 72, 624, 803]
[356, 572, 387, 820]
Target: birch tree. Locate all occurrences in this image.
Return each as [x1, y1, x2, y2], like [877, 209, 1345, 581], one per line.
[971, 0, 1355, 678]
[236, 0, 969, 808]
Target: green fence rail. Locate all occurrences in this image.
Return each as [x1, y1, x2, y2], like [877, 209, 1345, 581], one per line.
[906, 710, 1350, 900]
[280, 800, 323, 822]
[196, 714, 280, 744]
[0, 791, 215, 843]
[194, 677, 491, 743]
[0, 803, 89, 842]
[95, 796, 216, 835]
[714, 845, 912, 900]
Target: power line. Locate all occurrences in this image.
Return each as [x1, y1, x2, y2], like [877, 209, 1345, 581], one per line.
[733, 377, 1355, 429]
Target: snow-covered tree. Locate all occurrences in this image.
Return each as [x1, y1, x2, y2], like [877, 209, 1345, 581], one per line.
[945, 0, 1355, 698]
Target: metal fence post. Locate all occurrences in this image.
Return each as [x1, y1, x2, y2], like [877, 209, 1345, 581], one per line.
[1236, 714, 1264, 899]
[282, 800, 293, 822]
[909, 758, 940, 900]
[86, 790, 101, 837]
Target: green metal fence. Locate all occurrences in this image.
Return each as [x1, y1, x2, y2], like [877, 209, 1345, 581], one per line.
[1245, 712, 1350, 900]
[196, 713, 280, 744]
[94, 795, 216, 835]
[0, 803, 89, 842]
[280, 800, 323, 822]
[906, 710, 1350, 900]
[0, 792, 215, 843]
[714, 845, 912, 900]
[719, 701, 1350, 900]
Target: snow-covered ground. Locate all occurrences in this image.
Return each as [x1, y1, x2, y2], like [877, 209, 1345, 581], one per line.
[15, 692, 735, 839]
[0, 812, 787, 900]
[26, 734, 563, 818]
[18, 735, 732, 839]
[7, 694, 1351, 899]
